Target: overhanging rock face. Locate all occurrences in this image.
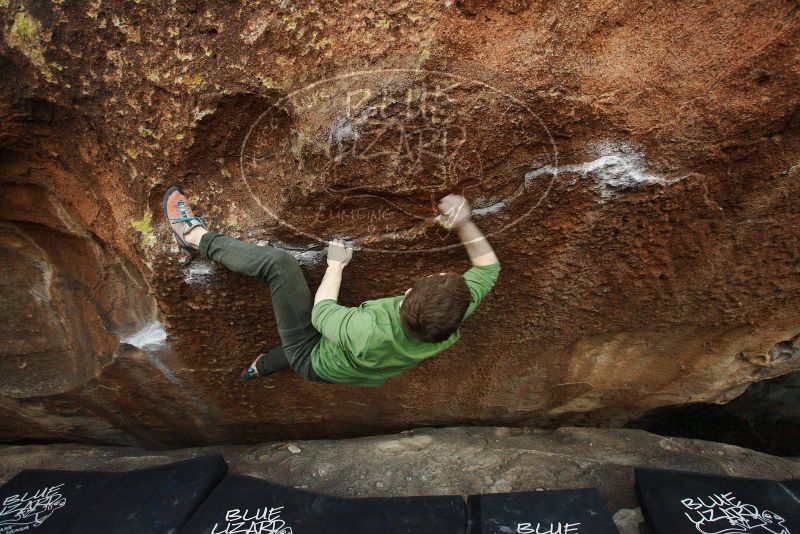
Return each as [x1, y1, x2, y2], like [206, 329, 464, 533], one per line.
[0, 1, 799, 446]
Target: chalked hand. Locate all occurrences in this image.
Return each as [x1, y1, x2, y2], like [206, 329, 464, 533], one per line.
[327, 238, 353, 268]
[435, 194, 471, 230]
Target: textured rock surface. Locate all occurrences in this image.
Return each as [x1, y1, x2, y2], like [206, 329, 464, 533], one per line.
[0, 1, 799, 446]
[2, 427, 800, 534]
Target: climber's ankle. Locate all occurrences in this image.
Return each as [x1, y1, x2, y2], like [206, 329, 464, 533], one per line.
[184, 226, 208, 249]
[250, 354, 263, 375]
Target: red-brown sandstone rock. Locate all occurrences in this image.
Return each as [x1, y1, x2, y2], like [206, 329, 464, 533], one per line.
[0, 0, 798, 446]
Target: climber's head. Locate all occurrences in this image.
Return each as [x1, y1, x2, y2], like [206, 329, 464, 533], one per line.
[400, 272, 471, 343]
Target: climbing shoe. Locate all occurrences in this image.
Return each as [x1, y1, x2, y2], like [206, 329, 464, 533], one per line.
[240, 353, 267, 381]
[162, 185, 208, 253]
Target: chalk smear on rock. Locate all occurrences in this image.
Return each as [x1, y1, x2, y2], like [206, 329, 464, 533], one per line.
[119, 321, 185, 386]
[259, 240, 331, 267]
[121, 321, 167, 350]
[472, 198, 506, 217]
[525, 140, 688, 199]
[182, 260, 215, 285]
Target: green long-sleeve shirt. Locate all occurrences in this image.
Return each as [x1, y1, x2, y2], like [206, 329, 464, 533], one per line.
[310, 262, 500, 386]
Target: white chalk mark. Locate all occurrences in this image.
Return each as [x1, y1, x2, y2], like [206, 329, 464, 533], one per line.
[293, 249, 326, 267]
[329, 115, 361, 154]
[182, 260, 215, 285]
[121, 321, 167, 350]
[120, 321, 183, 387]
[472, 200, 506, 217]
[525, 141, 684, 199]
[257, 240, 327, 267]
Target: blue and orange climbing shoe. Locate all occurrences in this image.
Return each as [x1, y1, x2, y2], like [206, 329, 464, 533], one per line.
[240, 354, 266, 381]
[162, 186, 208, 258]
[240, 367, 257, 381]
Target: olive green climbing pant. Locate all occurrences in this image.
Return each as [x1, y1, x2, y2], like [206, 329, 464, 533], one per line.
[198, 232, 328, 382]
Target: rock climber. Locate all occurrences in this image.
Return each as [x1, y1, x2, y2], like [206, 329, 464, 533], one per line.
[162, 187, 500, 386]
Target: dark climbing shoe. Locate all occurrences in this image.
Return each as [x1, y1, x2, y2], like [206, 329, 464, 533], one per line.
[240, 366, 258, 381]
[240, 354, 266, 381]
[162, 185, 208, 253]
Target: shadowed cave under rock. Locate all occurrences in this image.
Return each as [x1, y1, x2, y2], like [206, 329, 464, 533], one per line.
[629, 367, 800, 457]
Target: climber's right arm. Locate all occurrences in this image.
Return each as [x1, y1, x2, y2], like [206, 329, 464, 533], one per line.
[455, 220, 498, 267]
[435, 194, 498, 267]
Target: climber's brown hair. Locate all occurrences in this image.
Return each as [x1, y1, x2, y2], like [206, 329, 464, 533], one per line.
[400, 272, 472, 343]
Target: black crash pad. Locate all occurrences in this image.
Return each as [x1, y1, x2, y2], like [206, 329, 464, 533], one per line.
[635, 467, 800, 534]
[0, 454, 227, 534]
[179, 474, 466, 534]
[467, 488, 619, 534]
[781, 478, 800, 498]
